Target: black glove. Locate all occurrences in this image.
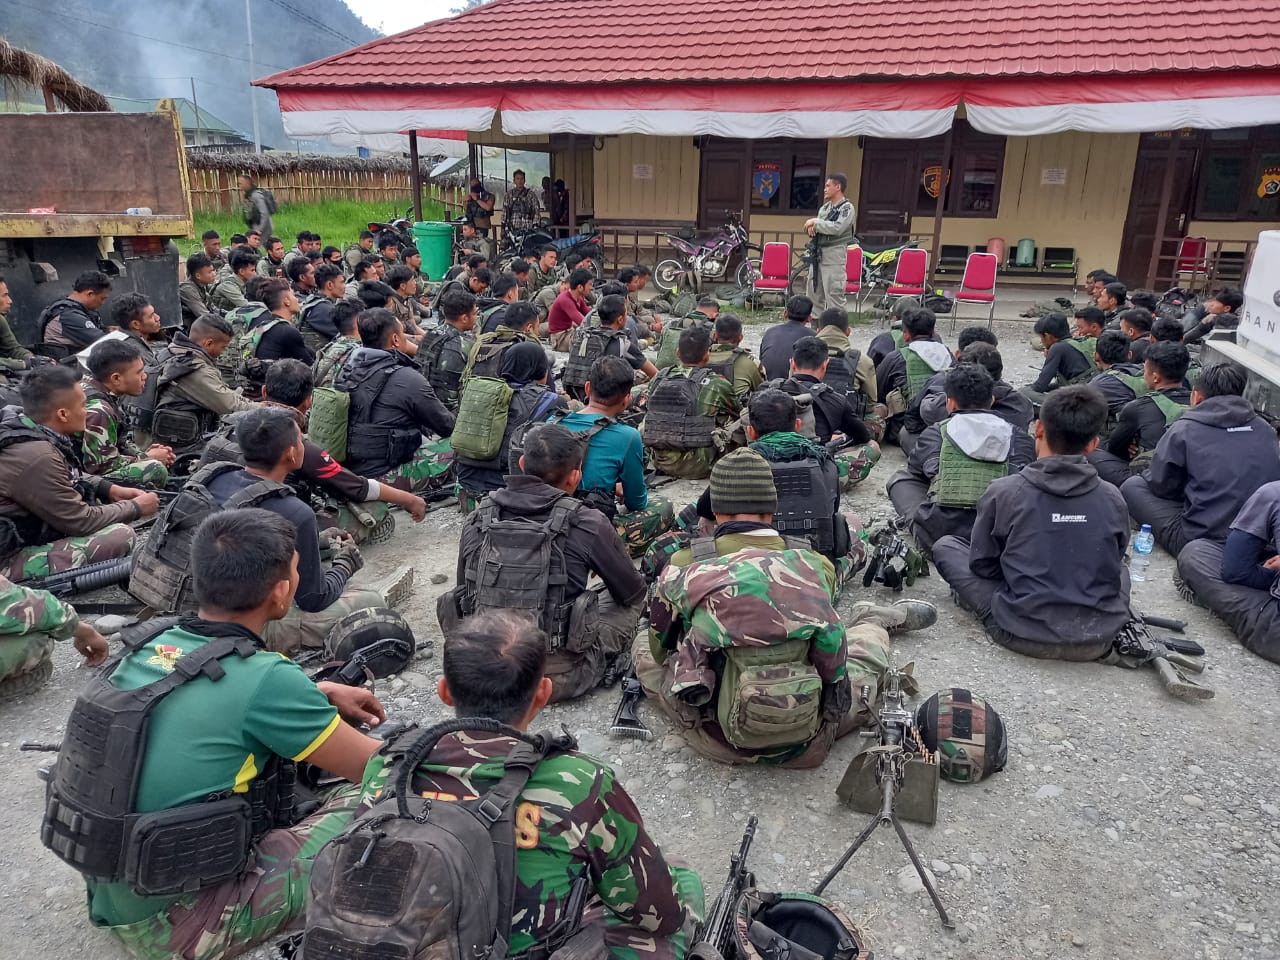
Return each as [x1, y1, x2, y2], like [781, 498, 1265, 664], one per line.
[331, 539, 364, 578]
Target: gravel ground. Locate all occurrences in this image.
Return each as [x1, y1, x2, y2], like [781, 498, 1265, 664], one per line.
[1, 289, 1277, 960]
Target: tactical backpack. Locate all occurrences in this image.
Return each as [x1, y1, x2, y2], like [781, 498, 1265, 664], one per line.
[821, 348, 867, 417]
[219, 304, 269, 387]
[41, 617, 295, 896]
[900, 344, 938, 400]
[769, 458, 837, 554]
[915, 687, 1008, 783]
[643, 367, 718, 451]
[255, 187, 278, 216]
[507, 411, 614, 479]
[563, 325, 625, 399]
[301, 718, 577, 960]
[655, 314, 712, 371]
[128, 462, 292, 614]
[307, 387, 352, 463]
[237, 313, 290, 390]
[313, 338, 359, 390]
[928, 421, 1009, 509]
[451, 377, 517, 461]
[296, 295, 330, 354]
[420, 325, 462, 398]
[465, 332, 528, 383]
[437, 496, 589, 650]
[764, 378, 834, 440]
[141, 352, 214, 448]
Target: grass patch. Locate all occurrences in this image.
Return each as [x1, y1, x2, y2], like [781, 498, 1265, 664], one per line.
[184, 198, 447, 255]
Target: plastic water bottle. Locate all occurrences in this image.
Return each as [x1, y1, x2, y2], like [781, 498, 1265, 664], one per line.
[124, 207, 152, 216]
[1130, 524, 1154, 582]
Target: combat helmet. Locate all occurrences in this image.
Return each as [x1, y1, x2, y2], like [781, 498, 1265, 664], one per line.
[733, 890, 869, 960]
[914, 688, 1008, 783]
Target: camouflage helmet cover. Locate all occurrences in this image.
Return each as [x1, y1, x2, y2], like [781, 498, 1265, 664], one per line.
[733, 890, 868, 960]
[914, 687, 1008, 783]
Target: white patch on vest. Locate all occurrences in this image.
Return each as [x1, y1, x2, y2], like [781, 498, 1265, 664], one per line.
[1226, 425, 1254, 432]
[1052, 513, 1088, 523]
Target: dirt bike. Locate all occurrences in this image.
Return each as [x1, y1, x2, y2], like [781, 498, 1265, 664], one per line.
[495, 221, 605, 280]
[367, 205, 415, 252]
[653, 215, 762, 295]
[787, 237, 921, 307]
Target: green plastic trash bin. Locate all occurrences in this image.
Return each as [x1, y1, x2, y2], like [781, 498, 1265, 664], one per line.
[1014, 238, 1036, 268]
[412, 221, 454, 283]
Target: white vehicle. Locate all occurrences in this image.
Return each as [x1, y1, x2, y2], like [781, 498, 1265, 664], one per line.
[1203, 230, 1280, 419]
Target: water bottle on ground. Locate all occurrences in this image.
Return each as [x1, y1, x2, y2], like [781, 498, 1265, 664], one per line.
[1130, 524, 1154, 582]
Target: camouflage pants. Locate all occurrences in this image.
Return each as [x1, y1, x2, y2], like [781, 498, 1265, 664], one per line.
[3, 522, 135, 580]
[103, 458, 170, 489]
[640, 503, 706, 583]
[861, 407, 888, 444]
[260, 586, 383, 656]
[833, 442, 881, 488]
[104, 783, 363, 960]
[633, 620, 890, 769]
[0, 632, 55, 686]
[321, 501, 392, 545]
[379, 438, 454, 497]
[615, 497, 675, 558]
[546, 587, 645, 703]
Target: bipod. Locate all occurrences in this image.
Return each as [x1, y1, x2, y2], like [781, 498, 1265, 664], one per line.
[815, 746, 954, 929]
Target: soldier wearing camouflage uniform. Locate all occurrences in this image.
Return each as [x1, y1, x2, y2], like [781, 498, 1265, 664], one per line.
[419, 288, 478, 412]
[78, 508, 385, 960]
[0, 573, 109, 699]
[0, 366, 157, 579]
[311, 301, 362, 390]
[525, 246, 560, 301]
[357, 611, 701, 960]
[209, 249, 259, 313]
[81, 340, 173, 488]
[637, 449, 935, 768]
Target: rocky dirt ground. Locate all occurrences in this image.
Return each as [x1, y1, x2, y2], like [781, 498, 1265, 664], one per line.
[1, 288, 1277, 960]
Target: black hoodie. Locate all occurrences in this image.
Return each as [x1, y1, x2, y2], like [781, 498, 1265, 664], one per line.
[969, 455, 1130, 647]
[1145, 395, 1280, 543]
[1104, 384, 1191, 459]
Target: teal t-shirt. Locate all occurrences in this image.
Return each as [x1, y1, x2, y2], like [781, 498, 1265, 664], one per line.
[559, 411, 648, 512]
[86, 623, 341, 928]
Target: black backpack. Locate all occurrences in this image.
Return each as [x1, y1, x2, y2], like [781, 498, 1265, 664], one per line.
[643, 367, 718, 451]
[563, 326, 625, 400]
[821, 348, 867, 418]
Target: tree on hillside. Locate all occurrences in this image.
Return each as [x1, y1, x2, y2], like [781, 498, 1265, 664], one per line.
[450, 0, 490, 13]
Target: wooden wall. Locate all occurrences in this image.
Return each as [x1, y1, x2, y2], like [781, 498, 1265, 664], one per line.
[593, 134, 699, 222]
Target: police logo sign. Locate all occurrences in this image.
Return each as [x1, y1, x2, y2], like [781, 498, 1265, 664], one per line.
[753, 163, 781, 201]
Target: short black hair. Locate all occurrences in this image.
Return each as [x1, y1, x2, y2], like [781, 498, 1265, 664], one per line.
[587, 355, 634, 403]
[385, 264, 414, 290]
[1194, 361, 1248, 399]
[235, 406, 301, 469]
[677, 325, 712, 364]
[1118, 307, 1153, 333]
[186, 252, 213, 277]
[332, 299, 359, 336]
[944, 362, 994, 410]
[353, 260, 376, 281]
[296, 231, 310, 243]
[442, 611, 548, 725]
[466, 254, 487, 270]
[259, 278, 290, 312]
[192, 508, 297, 613]
[632, 263, 651, 278]
[472, 268, 492, 287]
[902, 306, 937, 339]
[598, 294, 627, 327]
[359, 229, 374, 241]
[191, 313, 234, 340]
[827, 172, 848, 192]
[358, 280, 395, 310]
[505, 300, 538, 330]
[1150, 317, 1184, 343]
[1102, 281, 1127, 305]
[230, 249, 259, 273]
[1094, 330, 1132, 366]
[509, 258, 530, 277]
[321, 245, 341, 260]
[201, 229, 220, 241]
[956, 326, 998, 351]
[230, 233, 247, 245]
[538, 245, 557, 258]
[598, 280, 627, 299]
[521, 422, 583, 486]
[264, 358, 314, 408]
[512, 168, 525, 178]
[957, 341, 1003, 380]
[1129, 290, 1159, 312]
[314, 262, 343, 290]
[792, 336, 830, 372]
[618, 267, 638, 284]
[714, 313, 743, 341]
[358, 307, 401, 348]
[817, 307, 849, 331]
[111, 292, 151, 330]
[265, 235, 283, 251]
[1210, 287, 1244, 311]
[1073, 305, 1105, 330]
[1040, 384, 1108, 455]
[1085, 268, 1111, 282]
[441, 287, 477, 322]
[568, 267, 594, 289]
[490, 271, 520, 299]
[286, 257, 313, 285]
[785, 295, 813, 322]
[87, 338, 143, 381]
[1034, 311, 1071, 340]
[1145, 341, 1190, 383]
[377, 234, 400, 251]
[20, 363, 79, 420]
[748, 388, 799, 436]
[73, 270, 111, 293]
[244, 275, 271, 304]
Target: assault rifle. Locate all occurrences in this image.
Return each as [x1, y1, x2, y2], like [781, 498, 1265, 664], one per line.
[609, 650, 652, 742]
[861, 515, 928, 592]
[1113, 611, 1212, 701]
[819, 659, 953, 928]
[689, 815, 758, 960]
[19, 556, 133, 598]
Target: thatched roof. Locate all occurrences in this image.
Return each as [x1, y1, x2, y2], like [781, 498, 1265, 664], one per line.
[187, 150, 433, 177]
[0, 37, 111, 112]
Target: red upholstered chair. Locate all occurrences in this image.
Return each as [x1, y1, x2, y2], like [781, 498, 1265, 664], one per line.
[951, 252, 998, 330]
[1175, 236, 1208, 286]
[845, 245, 864, 309]
[751, 241, 791, 308]
[884, 248, 928, 317]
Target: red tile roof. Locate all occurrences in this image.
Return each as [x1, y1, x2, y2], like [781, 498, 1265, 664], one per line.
[259, 0, 1280, 90]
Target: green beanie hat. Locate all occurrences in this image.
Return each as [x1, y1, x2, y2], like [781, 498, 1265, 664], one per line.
[710, 448, 778, 516]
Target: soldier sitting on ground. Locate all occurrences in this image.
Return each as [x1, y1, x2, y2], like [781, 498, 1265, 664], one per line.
[209, 247, 259, 313]
[463, 300, 545, 384]
[295, 262, 346, 352]
[337, 309, 454, 495]
[37, 269, 111, 356]
[1088, 340, 1191, 487]
[932, 385, 1131, 661]
[312, 300, 362, 389]
[899, 325, 998, 455]
[135, 313, 258, 456]
[347, 610, 701, 960]
[64, 508, 386, 960]
[0, 364, 157, 580]
[886, 363, 1035, 556]
[706, 313, 765, 401]
[562, 293, 656, 402]
[440, 423, 647, 703]
[476, 270, 521, 334]
[643, 326, 740, 481]
[1177, 479, 1280, 665]
[525, 245, 559, 300]
[419, 288, 478, 412]
[876, 307, 951, 444]
[106, 292, 163, 361]
[655, 295, 718, 371]
[759, 295, 812, 382]
[1086, 329, 1149, 438]
[814, 307, 883, 440]
[1117, 307, 1154, 363]
[343, 229, 375, 277]
[638, 448, 935, 768]
[915, 340, 1033, 438]
[0, 570, 109, 700]
[1021, 311, 1096, 406]
[81, 339, 175, 488]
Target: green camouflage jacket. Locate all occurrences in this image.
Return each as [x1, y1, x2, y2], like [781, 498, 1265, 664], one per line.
[80, 380, 142, 477]
[0, 573, 79, 639]
[356, 732, 692, 960]
[312, 335, 361, 389]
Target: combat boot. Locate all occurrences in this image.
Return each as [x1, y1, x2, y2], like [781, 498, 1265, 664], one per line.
[365, 565, 416, 609]
[850, 599, 937, 633]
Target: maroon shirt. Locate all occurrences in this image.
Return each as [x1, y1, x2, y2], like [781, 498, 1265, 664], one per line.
[547, 289, 588, 334]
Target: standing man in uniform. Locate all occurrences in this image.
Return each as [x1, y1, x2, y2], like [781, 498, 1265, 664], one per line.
[804, 174, 855, 313]
[503, 169, 541, 233]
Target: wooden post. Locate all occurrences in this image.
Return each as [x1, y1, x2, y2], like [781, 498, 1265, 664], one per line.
[566, 135, 577, 236]
[42, 85, 56, 112]
[928, 124, 954, 288]
[1145, 133, 1181, 290]
[409, 131, 423, 223]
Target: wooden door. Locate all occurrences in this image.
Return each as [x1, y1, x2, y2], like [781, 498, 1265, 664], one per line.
[1117, 133, 1200, 288]
[858, 144, 917, 245]
[699, 146, 749, 228]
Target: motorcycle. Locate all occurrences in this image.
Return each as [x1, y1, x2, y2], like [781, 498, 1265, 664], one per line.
[495, 220, 605, 280]
[653, 215, 761, 295]
[787, 237, 921, 306]
[367, 204, 415, 253]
